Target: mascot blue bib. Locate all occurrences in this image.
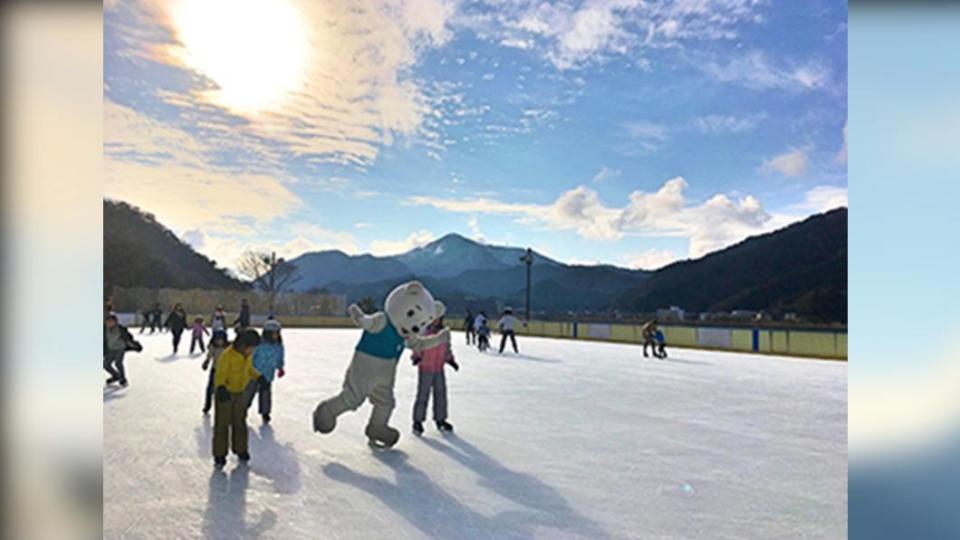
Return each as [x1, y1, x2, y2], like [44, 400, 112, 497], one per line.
[355, 321, 405, 361]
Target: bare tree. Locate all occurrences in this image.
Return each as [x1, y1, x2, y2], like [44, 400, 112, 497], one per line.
[236, 251, 300, 305]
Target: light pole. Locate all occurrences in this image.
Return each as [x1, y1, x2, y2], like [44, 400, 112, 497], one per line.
[519, 248, 533, 322]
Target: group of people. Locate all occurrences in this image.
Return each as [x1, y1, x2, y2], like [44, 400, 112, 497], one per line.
[137, 299, 253, 355]
[463, 308, 523, 354]
[641, 320, 668, 359]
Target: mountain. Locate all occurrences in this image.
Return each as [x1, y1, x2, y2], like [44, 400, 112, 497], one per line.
[287, 233, 651, 313]
[618, 207, 847, 323]
[104, 200, 248, 291]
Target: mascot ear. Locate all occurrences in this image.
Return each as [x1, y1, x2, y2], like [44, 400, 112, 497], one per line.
[433, 300, 446, 319]
[406, 281, 424, 294]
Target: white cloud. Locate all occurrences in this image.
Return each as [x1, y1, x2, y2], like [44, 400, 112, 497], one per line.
[107, 0, 457, 167]
[759, 148, 809, 177]
[104, 100, 301, 233]
[592, 165, 621, 183]
[180, 228, 356, 273]
[288, 223, 359, 253]
[835, 120, 848, 165]
[467, 216, 486, 243]
[410, 176, 779, 258]
[623, 120, 669, 154]
[369, 230, 436, 256]
[694, 113, 765, 134]
[354, 222, 373, 229]
[794, 185, 848, 213]
[701, 51, 830, 92]
[623, 249, 680, 270]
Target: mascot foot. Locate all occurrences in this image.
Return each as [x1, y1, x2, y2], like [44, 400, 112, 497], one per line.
[313, 402, 337, 434]
[365, 424, 400, 449]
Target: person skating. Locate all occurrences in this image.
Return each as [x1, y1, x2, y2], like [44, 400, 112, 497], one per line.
[212, 329, 262, 467]
[496, 307, 522, 354]
[463, 309, 476, 345]
[476, 313, 491, 352]
[247, 320, 285, 424]
[654, 329, 668, 359]
[165, 303, 188, 354]
[640, 320, 659, 358]
[211, 305, 227, 334]
[312, 281, 449, 449]
[148, 302, 163, 334]
[104, 314, 141, 386]
[190, 316, 209, 355]
[202, 331, 229, 414]
[410, 317, 459, 435]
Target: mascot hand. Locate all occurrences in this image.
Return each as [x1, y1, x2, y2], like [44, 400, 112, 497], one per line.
[348, 303, 364, 321]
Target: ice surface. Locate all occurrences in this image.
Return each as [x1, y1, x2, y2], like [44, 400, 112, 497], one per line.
[104, 329, 847, 539]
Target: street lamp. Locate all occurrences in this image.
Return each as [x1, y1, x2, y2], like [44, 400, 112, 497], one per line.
[519, 248, 533, 322]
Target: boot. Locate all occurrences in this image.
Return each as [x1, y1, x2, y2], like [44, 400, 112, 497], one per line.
[413, 421, 424, 435]
[313, 397, 347, 434]
[365, 424, 400, 448]
[436, 420, 454, 432]
[214, 456, 226, 468]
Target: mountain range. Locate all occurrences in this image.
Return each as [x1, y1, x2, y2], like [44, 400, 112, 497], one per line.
[103, 198, 847, 323]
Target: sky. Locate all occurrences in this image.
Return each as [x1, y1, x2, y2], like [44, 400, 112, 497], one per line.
[104, 0, 847, 272]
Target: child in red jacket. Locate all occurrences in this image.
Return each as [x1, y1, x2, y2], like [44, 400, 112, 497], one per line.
[410, 317, 459, 435]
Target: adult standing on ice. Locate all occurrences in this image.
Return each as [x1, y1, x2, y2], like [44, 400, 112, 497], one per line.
[496, 307, 522, 354]
[464, 309, 476, 345]
[164, 303, 188, 354]
[233, 298, 251, 335]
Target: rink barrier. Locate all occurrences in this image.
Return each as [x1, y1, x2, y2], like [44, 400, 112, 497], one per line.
[116, 313, 845, 360]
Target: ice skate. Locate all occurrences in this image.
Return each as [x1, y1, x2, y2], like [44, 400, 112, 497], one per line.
[214, 456, 226, 468]
[365, 424, 400, 449]
[237, 452, 250, 462]
[413, 421, 424, 436]
[436, 420, 454, 432]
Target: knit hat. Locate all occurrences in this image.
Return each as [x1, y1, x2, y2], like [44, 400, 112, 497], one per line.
[263, 320, 282, 332]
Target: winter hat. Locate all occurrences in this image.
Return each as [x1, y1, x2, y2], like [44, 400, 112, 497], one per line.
[263, 320, 282, 332]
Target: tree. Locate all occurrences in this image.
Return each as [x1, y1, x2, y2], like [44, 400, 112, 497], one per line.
[356, 296, 377, 314]
[236, 251, 300, 304]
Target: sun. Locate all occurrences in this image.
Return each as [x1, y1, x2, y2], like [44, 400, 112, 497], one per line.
[168, 0, 309, 113]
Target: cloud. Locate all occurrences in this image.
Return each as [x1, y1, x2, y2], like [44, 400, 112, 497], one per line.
[759, 148, 809, 177]
[694, 113, 765, 134]
[104, 100, 301, 233]
[181, 228, 356, 273]
[835, 120, 848, 165]
[472, 0, 766, 70]
[410, 176, 779, 258]
[592, 166, 621, 183]
[793, 185, 848, 214]
[623, 120, 669, 154]
[701, 51, 830, 92]
[107, 0, 457, 168]
[467, 216, 486, 243]
[288, 223, 359, 253]
[623, 249, 680, 270]
[369, 230, 436, 256]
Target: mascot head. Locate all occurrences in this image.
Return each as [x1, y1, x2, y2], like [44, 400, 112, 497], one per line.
[383, 281, 445, 338]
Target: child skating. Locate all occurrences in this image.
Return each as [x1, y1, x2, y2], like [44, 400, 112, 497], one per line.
[212, 329, 261, 467]
[202, 331, 229, 414]
[476, 313, 491, 352]
[411, 317, 459, 435]
[312, 281, 449, 449]
[654, 329, 668, 359]
[247, 320, 285, 424]
[190, 316, 209, 355]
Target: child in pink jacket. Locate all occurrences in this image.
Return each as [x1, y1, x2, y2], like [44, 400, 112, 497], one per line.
[410, 317, 459, 435]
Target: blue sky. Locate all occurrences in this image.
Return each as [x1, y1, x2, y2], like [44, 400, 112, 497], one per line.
[104, 0, 847, 271]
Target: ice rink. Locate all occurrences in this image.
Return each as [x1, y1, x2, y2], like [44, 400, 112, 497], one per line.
[104, 328, 847, 539]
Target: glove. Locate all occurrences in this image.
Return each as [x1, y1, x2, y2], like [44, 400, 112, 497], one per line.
[411, 353, 422, 366]
[448, 359, 460, 371]
[277, 368, 285, 379]
[215, 386, 230, 403]
[202, 360, 209, 370]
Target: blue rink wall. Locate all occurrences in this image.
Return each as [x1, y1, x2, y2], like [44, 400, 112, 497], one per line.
[118, 313, 847, 360]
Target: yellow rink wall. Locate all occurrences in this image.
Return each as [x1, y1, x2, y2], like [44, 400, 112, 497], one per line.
[123, 313, 844, 360]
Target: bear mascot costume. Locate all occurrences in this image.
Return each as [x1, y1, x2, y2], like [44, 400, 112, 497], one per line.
[313, 281, 449, 448]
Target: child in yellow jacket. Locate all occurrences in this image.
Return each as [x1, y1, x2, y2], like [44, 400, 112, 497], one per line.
[212, 329, 261, 467]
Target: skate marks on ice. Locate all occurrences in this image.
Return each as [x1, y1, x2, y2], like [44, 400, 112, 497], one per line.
[324, 439, 610, 539]
[154, 353, 182, 363]
[202, 465, 277, 540]
[103, 386, 127, 402]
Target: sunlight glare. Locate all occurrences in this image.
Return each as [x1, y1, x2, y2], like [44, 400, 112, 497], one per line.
[169, 0, 309, 113]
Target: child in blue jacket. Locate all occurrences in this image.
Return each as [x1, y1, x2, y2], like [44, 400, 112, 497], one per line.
[246, 320, 285, 423]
